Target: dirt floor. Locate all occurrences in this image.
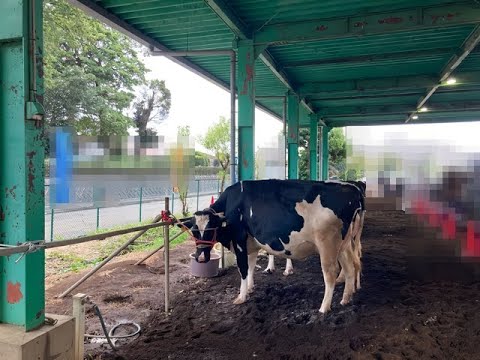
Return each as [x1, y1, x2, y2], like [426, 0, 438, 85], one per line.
[46, 211, 480, 360]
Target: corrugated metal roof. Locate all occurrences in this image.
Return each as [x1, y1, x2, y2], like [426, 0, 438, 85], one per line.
[73, 0, 480, 127]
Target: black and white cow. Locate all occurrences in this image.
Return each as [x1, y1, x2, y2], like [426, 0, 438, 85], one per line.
[264, 180, 366, 287]
[183, 179, 364, 313]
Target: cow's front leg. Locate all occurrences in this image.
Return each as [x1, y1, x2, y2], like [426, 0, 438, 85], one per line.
[233, 243, 249, 305]
[247, 251, 258, 293]
[283, 258, 294, 276]
[263, 254, 275, 274]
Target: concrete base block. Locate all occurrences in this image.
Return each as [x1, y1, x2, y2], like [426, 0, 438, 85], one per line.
[0, 314, 75, 360]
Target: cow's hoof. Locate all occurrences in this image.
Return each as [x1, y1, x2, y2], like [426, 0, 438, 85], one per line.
[319, 306, 330, 314]
[283, 269, 294, 276]
[340, 297, 352, 306]
[233, 296, 247, 305]
[263, 268, 274, 274]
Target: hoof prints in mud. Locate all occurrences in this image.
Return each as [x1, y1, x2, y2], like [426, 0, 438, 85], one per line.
[102, 294, 132, 304]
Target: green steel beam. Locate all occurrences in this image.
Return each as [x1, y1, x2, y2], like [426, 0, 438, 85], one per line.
[406, 25, 480, 122]
[118, 7, 212, 22]
[101, 0, 199, 10]
[0, 0, 45, 331]
[108, 2, 206, 15]
[299, 71, 480, 99]
[204, 0, 252, 38]
[309, 115, 318, 181]
[287, 93, 299, 179]
[321, 127, 330, 180]
[254, 3, 480, 45]
[237, 41, 255, 180]
[205, 0, 314, 115]
[283, 48, 463, 69]
[316, 101, 480, 117]
[326, 110, 480, 127]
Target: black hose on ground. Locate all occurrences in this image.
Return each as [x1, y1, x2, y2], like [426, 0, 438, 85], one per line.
[93, 304, 117, 351]
[86, 304, 142, 351]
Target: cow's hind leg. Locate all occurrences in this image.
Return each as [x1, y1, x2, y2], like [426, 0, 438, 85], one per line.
[318, 236, 339, 314]
[247, 250, 258, 294]
[263, 254, 275, 274]
[283, 258, 294, 276]
[337, 246, 356, 306]
[336, 267, 345, 284]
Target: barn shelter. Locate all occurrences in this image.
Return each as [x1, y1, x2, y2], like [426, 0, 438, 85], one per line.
[2, 0, 480, 358]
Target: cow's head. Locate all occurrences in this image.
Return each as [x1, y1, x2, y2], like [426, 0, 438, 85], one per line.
[181, 209, 227, 263]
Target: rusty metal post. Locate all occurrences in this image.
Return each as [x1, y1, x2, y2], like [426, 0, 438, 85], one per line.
[0, 0, 45, 330]
[237, 40, 255, 180]
[164, 197, 170, 314]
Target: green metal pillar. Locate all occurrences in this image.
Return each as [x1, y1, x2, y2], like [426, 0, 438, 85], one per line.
[321, 126, 330, 180]
[237, 40, 255, 180]
[309, 115, 319, 180]
[0, 0, 45, 330]
[287, 93, 299, 179]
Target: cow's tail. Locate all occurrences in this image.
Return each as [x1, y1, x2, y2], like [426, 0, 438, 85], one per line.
[350, 209, 365, 288]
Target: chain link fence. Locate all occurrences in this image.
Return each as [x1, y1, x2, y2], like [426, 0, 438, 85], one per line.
[45, 177, 221, 240]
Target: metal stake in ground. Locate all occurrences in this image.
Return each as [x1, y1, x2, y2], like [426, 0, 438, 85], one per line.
[58, 213, 163, 298]
[164, 197, 170, 314]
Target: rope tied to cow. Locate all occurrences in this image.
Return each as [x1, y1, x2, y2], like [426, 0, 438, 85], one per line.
[169, 211, 219, 247]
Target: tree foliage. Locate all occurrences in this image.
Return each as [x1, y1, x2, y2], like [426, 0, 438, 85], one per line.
[298, 129, 310, 180]
[43, 0, 147, 135]
[199, 117, 230, 192]
[298, 127, 346, 180]
[132, 79, 171, 136]
[195, 151, 210, 167]
[174, 125, 191, 217]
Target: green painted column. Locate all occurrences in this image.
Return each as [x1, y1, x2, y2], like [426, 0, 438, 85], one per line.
[309, 115, 319, 180]
[0, 0, 45, 330]
[321, 126, 330, 180]
[237, 41, 255, 180]
[287, 93, 299, 179]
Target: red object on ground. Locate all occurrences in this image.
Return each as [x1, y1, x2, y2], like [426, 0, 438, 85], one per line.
[439, 212, 456, 240]
[211, 196, 215, 205]
[466, 221, 480, 257]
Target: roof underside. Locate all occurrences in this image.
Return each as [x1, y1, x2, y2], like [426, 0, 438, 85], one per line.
[72, 0, 480, 127]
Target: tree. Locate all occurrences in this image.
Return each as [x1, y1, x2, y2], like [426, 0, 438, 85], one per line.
[298, 127, 346, 180]
[132, 79, 171, 136]
[328, 128, 347, 177]
[199, 117, 230, 192]
[298, 129, 310, 180]
[175, 126, 192, 217]
[195, 151, 210, 167]
[43, 0, 147, 135]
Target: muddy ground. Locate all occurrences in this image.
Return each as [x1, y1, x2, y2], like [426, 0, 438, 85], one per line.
[46, 211, 480, 360]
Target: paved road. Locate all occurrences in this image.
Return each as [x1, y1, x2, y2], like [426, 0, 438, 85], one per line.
[45, 192, 217, 240]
